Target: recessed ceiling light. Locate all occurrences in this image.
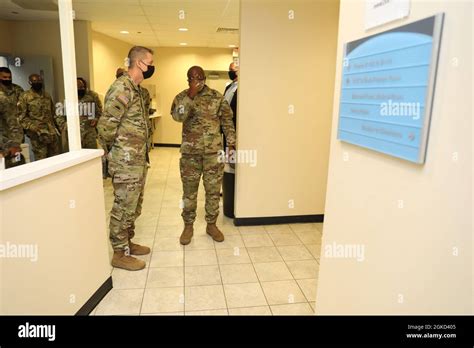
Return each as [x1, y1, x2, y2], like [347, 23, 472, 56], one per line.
[120, 30, 129, 34]
[178, 28, 188, 32]
[180, 43, 188, 46]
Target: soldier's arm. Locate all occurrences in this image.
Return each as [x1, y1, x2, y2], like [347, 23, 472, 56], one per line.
[94, 93, 103, 120]
[5, 102, 23, 146]
[97, 86, 131, 152]
[52, 97, 66, 131]
[171, 93, 194, 123]
[0, 100, 21, 154]
[18, 94, 37, 133]
[218, 98, 236, 148]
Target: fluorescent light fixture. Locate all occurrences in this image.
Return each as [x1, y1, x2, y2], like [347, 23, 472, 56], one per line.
[180, 43, 188, 46]
[178, 28, 188, 32]
[120, 30, 129, 34]
[228, 44, 237, 48]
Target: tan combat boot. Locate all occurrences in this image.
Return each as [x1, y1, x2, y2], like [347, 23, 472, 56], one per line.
[111, 250, 146, 271]
[206, 223, 224, 242]
[129, 241, 151, 256]
[180, 224, 194, 245]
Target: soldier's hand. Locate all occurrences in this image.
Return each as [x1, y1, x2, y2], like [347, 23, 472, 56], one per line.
[227, 146, 236, 169]
[188, 79, 204, 99]
[8, 146, 21, 157]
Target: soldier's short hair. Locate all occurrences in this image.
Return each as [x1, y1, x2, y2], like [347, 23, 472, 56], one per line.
[0, 67, 12, 74]
[28, 73, 41, 81]
[77, 77, 87, 88]
[187, 66, 205, 79]
[127, 46, 154, 67]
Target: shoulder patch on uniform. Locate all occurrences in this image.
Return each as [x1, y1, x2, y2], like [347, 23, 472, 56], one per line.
[116, 95, 129, 106]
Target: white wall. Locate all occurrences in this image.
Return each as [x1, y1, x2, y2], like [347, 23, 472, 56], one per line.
[317, 0, 473, 314]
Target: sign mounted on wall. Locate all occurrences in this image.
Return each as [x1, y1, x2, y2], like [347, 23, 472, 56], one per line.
[365, 0, 410, 30]
[337, 14, 444, 164]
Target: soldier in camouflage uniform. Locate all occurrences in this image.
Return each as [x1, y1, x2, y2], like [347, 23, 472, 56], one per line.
[0, 83, 23, 168]
[18, 74, 60, 161]
[0, 67, 24, 141]
[171, 66, 236, 245]
[78, 78, 102, 148]
[56, 78, 103, 150]
[98, 46, 155, 271]
[0, 67, 24, 102]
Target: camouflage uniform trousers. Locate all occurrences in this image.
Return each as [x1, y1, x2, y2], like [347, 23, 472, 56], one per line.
[180, 153, 224, 224]
[27, 131, 60, 161]
[80, 120, 98, 149]
[109, 163, 148, 251]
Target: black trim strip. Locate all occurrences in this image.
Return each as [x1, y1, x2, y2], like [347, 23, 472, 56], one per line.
[234, 214, 324, 226]
[154, 143, 181, 148]
[75, 276, 113, 316]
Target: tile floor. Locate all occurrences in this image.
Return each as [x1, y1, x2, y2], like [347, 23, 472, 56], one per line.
[92, 147, 322, 316]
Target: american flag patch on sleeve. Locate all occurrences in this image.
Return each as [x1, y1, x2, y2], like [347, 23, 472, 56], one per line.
[117, 95, 129, 106]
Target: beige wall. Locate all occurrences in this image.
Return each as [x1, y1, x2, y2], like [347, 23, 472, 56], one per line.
[235, 0, 339, 218]
[0, 19, 94, 102]
[0, 155, 110, 314]
[316, 0, 473, 314]
[0, 20, 12, 53]
[91, 30, 131, 100]
[74, 20, 95, 90]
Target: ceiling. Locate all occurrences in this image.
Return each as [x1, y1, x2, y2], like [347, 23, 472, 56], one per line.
[0, 0, 240, 48]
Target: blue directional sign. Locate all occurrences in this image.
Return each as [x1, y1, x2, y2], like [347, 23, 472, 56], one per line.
[337, 14, 444, 163]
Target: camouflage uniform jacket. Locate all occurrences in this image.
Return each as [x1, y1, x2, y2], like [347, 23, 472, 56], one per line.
[0, 86, 22, 152]
[171, 85, 236, 154]
[18, 89, 58, 136]
[97, 73, 149, 167]
[54, 90, 104, 130]
[2, 83, 24, 103]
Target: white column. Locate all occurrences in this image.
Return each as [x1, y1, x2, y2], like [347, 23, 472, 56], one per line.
[58, 0, 81, 151]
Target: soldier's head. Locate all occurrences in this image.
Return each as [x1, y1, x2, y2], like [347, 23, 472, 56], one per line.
[187, 66, 206, 90]
[0, 67, 13, 87]
[228, 62, 239, 81]
[115, 67, 126, 79]
[77, 77, 87, 98]
[127, 46, 155, 82]
[29, 74, 43, 93]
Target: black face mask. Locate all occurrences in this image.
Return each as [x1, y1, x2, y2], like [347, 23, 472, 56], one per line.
[78, 89, 86, 98]
[31, 82, 43, 92]
[228, 70, 237, 81]
[1, 79, 12, 87]
[141, 62, 155, 79]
